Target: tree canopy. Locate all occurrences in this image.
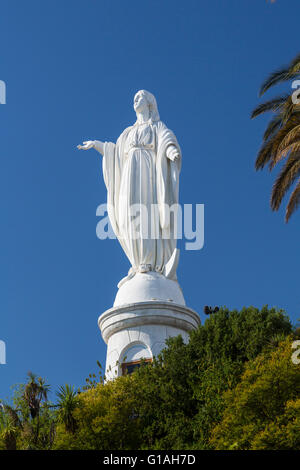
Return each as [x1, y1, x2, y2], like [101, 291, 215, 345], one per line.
[1, 306, 298, 450]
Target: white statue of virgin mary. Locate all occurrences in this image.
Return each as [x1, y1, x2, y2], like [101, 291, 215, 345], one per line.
[78, 90, 182, 287]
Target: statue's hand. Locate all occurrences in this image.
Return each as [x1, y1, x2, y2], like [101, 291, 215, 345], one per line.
[166, 145, 180, 162]
[77, 140, 95, 150]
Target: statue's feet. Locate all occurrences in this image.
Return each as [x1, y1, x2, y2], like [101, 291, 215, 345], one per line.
[138, 264, 152, 273]
[155, 265, 164, 274]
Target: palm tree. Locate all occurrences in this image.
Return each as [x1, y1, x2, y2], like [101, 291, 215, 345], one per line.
[56, 384, 79, 434]
[22, 372, 50, 447]
[0, 404, 21, 450]
[23, 372, 50, 419]
[1, 423, 17, 450]
[251, 53, 300, 222]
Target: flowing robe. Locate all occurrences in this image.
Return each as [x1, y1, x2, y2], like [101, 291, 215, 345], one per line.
[102, 120, 181, 282]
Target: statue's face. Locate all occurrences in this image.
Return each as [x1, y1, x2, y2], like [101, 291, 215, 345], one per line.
[134, 92, 148, 113]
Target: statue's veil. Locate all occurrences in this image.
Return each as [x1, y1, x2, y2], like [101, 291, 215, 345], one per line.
[135, 90, 160, 122]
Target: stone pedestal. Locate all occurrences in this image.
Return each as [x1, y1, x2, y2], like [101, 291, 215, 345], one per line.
[98, 272, 200, 379]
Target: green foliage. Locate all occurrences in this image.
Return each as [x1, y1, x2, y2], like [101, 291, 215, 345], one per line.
[54, 376, 142, 450]
[82, 360, 104, 390]
[210, 337, 300, 450]
[132, 336, 197, 449]
[0, 407, 18, 450]
[188, 305, 291, 364]
[56, 385, 79, 434]
[0, 374, 56, 450]
[133, 305, 292, 449]
[24, 372, 50, 419]
[251, 398, 300, 450]
[0, 305, 297, 450]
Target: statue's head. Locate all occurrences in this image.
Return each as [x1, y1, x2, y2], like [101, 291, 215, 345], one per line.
[133, 90, 160, 121]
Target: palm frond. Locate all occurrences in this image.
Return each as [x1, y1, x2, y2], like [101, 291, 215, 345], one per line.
[276, 123, 300, 152]
[3, 405, 22, 428]
[269, 115, 300, 169]
[280, 98, 300, 125]
[289, 52, 300, 74]
[260, 68, 293, 96]
[259, 54, 300, 96]
[270, 154, 300, 210]
[263, 116, 282, 141]
[251, 95, 289, 118]
[56, 384, 79, 434]
[253, 52, 300, 221]
[260, 56, 300, 96]
[255, 139, 275, 170]
[271, 142, 300, 170]
[255, 119, 297, 169]
[286, 179, 300, 221]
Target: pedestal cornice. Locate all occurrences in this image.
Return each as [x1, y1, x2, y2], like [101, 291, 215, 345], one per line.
[98, 301, 200, 344]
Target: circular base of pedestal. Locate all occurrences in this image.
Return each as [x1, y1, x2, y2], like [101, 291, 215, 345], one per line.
[98, 301, 200, 379]
[113, 271, 186, 307]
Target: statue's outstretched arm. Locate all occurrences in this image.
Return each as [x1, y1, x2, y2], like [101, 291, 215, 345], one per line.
[77, 140, 105, 156]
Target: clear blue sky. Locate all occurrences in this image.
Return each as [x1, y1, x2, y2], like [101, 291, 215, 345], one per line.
[1, 0, 299, 400]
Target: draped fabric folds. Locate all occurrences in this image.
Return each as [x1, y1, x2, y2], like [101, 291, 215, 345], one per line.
[102, 120, 181, 282]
